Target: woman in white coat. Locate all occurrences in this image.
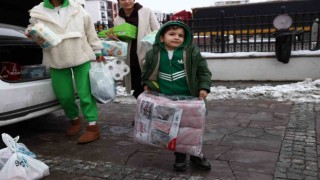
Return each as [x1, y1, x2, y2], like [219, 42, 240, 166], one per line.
[27, 0, 105, 144]
[112, 0, 160, 98]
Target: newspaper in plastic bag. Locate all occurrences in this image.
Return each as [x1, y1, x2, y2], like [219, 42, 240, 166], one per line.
[134, 93, 206, 157]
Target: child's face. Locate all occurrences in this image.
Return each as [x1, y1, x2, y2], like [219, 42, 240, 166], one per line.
[160, 27, 185, 51]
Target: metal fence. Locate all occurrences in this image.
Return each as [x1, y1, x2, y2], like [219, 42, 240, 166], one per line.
[172, 11, 320, 53]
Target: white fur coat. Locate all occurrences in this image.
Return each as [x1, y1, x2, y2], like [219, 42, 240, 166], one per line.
[27, 1, 102, 69]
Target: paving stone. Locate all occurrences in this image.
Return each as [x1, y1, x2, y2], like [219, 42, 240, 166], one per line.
[0, 98, 319, 179]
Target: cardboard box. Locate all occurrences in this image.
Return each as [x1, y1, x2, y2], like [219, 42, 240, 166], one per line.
[0, 61, 21, 80]
[21, 65, 46, 79]
[98, 23, 137, 40]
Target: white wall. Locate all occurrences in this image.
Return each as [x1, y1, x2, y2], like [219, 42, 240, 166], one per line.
[206, 56, 320, 81]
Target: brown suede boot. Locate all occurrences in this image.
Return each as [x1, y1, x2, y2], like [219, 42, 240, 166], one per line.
[65, 118, 81, 136]
[77, 124, 100, 144]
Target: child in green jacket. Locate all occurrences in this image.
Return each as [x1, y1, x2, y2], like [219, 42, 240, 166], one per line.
[141, 21, 212, 171]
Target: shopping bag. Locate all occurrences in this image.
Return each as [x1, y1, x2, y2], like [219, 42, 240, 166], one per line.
[89, 62, 117, 104]
[0, 133, 50, 180]
[134, 93, 206, 157]
[141, 30, 158, 51]
[0, 135, 36, 170]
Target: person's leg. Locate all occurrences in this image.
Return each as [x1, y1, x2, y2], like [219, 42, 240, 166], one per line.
[129, 67, 143, 126]
[72, 62, 100, 144]
[173, 152, 187, 171]
[51, 67, 81, 136]
[50, 67, 79, 119]
[131, 69, 144, 99]
[129, 44, 143, 99]
[72, 62, 98, 121]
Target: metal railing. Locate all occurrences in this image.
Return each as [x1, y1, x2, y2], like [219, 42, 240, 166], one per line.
[166, 11, 320, 53]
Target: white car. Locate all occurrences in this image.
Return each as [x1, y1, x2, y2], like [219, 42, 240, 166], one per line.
[0, 23, 61, 126]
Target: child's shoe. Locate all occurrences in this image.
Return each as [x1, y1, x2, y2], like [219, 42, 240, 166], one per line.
[173, 152, 187, 171]
[190, 156, 211, 170]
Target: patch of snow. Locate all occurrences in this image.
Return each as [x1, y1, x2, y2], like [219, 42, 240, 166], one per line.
[207, 78, 320, 102]
[201, 50, 320, 58]
[115, 79, 320, 104]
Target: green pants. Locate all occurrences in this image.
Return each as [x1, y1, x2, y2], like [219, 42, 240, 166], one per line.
[50, 62, 98, 122]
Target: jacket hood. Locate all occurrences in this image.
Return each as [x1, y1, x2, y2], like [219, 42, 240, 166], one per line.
[155, 21, 192, 49]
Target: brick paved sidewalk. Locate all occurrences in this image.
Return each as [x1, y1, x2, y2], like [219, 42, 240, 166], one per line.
[0, 98, 319, 180]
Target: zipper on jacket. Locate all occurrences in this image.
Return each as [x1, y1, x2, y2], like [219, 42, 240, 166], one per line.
[170, 60, 174, 92]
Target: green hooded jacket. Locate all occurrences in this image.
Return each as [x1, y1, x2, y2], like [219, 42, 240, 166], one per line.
[141, 21, 212, 97]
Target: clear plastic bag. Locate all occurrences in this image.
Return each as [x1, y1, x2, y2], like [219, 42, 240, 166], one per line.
[141, 30, 158, 51]
[89, 62, 116, 104]
[134, 92, 206, 157]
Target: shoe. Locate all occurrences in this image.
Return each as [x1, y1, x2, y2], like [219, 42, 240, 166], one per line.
[65, 118, 81, 136]
[190, 156, 211, 170]
[77, 124, 100, 144]
[173, 152, 187, 171]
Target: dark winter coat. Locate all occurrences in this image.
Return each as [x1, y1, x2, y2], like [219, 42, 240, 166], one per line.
[141, 21, 212, 97]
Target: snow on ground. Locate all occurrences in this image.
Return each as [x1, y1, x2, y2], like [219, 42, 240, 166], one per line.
[201, 50, 320, 58]
[114, 79, 320, 104]
[207, 79, 320, 102]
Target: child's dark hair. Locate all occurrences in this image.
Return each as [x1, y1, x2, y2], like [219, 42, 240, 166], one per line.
[160, 25, 186, 37]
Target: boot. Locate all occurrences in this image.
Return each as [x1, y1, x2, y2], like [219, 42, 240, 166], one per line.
[65, 118, 81, 136]
[173, 152, 187, 171]
[190, 156, 211, 170]
[77, 124, 100, 144]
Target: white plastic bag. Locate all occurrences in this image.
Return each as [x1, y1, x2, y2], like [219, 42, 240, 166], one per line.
[0, 133, 50, 180]
[0, 135, 36, 170]
[141, 30, 158, 51]
[89, 62, 117, 104]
